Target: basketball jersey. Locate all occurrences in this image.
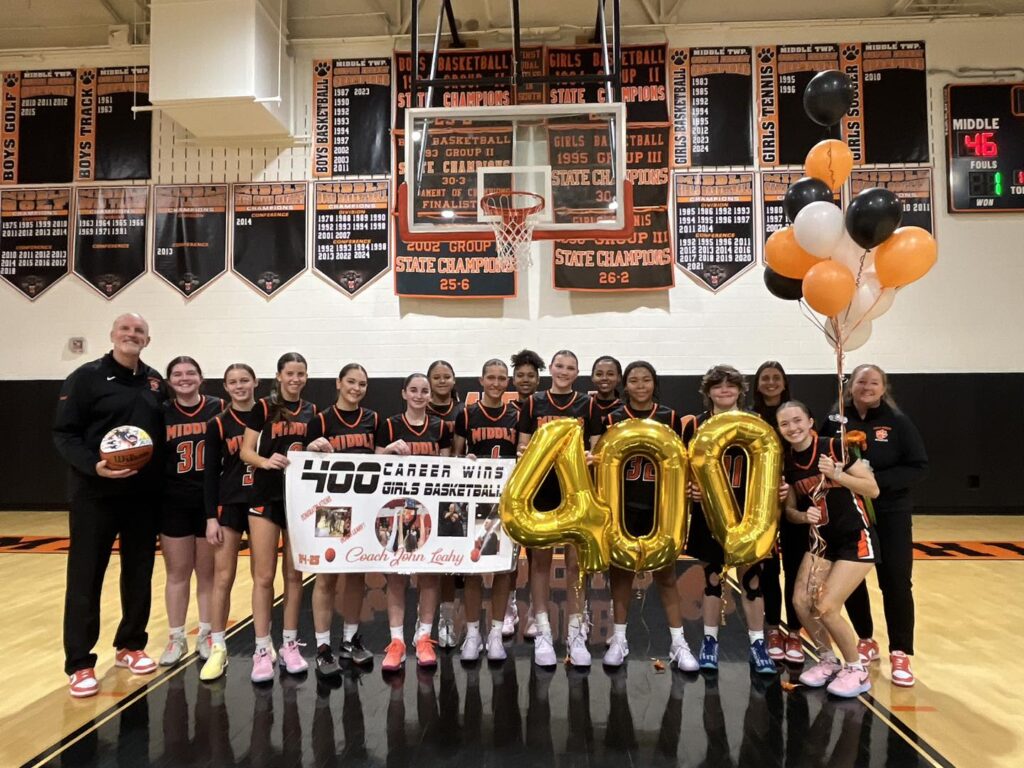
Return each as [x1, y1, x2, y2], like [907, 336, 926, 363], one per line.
[376, 413, 452, 455]
[308, 405, 378, 453]
[205, 407, 254, 514]
[785, 434, 870, 536]
[456, 401, 519, 459]
[163, 395, 223, 508]
[517, 391, 595, 510]
[685, 410, 749, 512]
[590, 396, 622, 435]
[426, 399, 464, 434]
[605, 403, 682, 513]
[245, 397, 317, 502]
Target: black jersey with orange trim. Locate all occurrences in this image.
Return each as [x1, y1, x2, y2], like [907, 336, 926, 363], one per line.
[162, 396, 223, 508]
[456, 401, 519, 459]
[684, 410, 750, 510]
[517, 391, 595, 511]
[376, 414, 452, 455]
[426, 399, 465, 434]
[590, 396, 621, 435]
[204, 408, 254, 518]
[308, 405, 378, 454]
[605, 403, 682, 513]
[245, 398, 317, 503]
[785, 434, 871, 539]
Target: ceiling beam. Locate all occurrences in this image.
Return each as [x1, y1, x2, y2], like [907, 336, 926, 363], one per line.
[98, 0, 126, 24]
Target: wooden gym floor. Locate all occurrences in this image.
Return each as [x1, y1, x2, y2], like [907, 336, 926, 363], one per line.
[0, 511, 1021, 767]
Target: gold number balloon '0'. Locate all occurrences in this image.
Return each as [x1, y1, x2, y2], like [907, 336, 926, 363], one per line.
[688, 412, 783, 567]
[593, 419, 690, 572]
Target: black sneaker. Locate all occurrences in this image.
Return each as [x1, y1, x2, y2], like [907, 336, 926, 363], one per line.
[340, 633, 374, 666]
[315, 644, 342, 679]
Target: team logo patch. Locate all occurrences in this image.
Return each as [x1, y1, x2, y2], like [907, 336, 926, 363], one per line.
[148, 377, 162, 392]
[873, 427, 890, 443]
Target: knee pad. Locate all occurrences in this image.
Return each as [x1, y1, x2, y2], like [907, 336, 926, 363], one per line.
[742, 563, 763, 602]
[703, 564, 722, 598]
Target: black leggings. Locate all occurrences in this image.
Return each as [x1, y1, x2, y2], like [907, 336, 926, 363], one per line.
[764, 521, 809, 632]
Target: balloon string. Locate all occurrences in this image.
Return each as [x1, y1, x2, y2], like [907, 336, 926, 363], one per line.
[720, 566, 728, 627]
[798, 299, 829, 335]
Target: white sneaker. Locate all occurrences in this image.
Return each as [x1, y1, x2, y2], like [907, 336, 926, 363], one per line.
[197, 630, 212, 661]
[567, 626, 592, 667]
[486, 628, 507, 661]
[159, 635, 187, 666]
[524, 607, 538, 640]
[501, 596, 519, 638]
[604, 635, 628, 667]
[460, 632, 483, 662]
[534, 634, 557, 667]
[438, 617, 457, 649]
[670, 638, 699, 672]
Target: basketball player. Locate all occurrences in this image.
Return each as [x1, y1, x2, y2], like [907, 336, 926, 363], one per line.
[199, 363, 257, 682]
[376, 373, 453, 672]
[240, 353, 317, 683]
[589, 355, 622, 424]
[778, 401, 880, 697]
[305, 363, 378, 677]
[159, 356, 222, 666]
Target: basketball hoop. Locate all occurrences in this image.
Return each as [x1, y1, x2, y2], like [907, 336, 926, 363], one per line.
[479, 191, 545, 271]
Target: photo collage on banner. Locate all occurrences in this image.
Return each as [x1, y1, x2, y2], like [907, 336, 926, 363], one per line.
[232, 183, 307, 298]
[313, 180, 390, 296]
[73, 186, 148, 298]
[0, 188, 70, 300]
[152, 185, 228, 298]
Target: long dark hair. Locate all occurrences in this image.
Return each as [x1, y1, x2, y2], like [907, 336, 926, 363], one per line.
[268, 352, 307, 423]
[427, 359, 459, 403]
[591, 355, 623, 399]
[751, 360, 791, 419]
[623, 360, 660, 404]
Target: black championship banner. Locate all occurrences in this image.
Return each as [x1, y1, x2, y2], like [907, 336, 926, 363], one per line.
[0, 187, 70, 300]
[73, 186, 148, 298]
[840, 41, 928, 165]
[851, 169, 933, 233]
[546, 44, 668, 123]
[152, 184, 227, 298]
[553, 207, 674, 291]
[759, 171, 842, 255]
[674, 172, 755, 292]
[75, 67, 151, 181]
[627, 124, 671, 208]
[394, 238, 515, 299]
[232, 182, 307, 298]
[1, 69, 76, 185]
[314, 180, 390, 296]
[755, 45, 841, 167]
[311, 58, 390, 178]
[669, 47, 754, 168]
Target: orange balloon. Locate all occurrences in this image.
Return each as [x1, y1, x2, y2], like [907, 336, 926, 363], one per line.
[765, 226, 821, 279]
[875, 226, 937, 288]
[802, 260, 856, 317]
[805, 139, 854, 192]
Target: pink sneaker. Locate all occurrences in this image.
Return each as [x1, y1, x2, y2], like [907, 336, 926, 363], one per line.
[827, 665, 871, 698]
[278, 641, 308, 674]
[251, 648, 275, 683]
[798, 655, 841, 688]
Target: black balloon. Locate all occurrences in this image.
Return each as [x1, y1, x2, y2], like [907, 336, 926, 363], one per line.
[803, 70, 856, 127]
[783, 177, 834, 223]
[845, 187, 903, 249]
[764, 266, 803, 301]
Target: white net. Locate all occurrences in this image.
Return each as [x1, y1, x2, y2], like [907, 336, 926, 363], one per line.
[480, 192, 545, 271]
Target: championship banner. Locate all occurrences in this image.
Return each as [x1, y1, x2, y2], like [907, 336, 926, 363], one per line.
[285, 453, 517, 574]
[759, 170, 842, 252]
[311, 58, 391, 178]
[73, 186, 148, 299]
[152, 184, 227, 298]
[313, 180, 390, 296]
[75, 66, 152, 181]
[626, 124, 671, 208]
[850, 168, 933, 233]
[674, 172, 756, 292]
[0, 187, 70, 300]
[546, 44, 668, 123]
[231, 182, 307, 298]
[1, 69, 77, 185]
[669, 47, 754, 168]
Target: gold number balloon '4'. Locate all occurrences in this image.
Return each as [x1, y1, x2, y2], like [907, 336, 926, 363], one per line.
[500, 413, 783, 573]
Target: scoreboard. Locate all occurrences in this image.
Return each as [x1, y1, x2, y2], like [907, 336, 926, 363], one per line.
[945, 83, 1024, 213]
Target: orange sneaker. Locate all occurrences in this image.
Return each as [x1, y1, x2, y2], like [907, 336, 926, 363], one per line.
[382, 639, 406, 672]
[415, 635, 438, 668]
[69, 668, 99, 698]
[890, 651, 915, 687]
[766, 629, 785, 661]
[115, 649, 157, 675]
[857, 638, 880, 663]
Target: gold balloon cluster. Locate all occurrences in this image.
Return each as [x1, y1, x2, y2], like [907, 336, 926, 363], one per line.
[500, 412, 783, 572]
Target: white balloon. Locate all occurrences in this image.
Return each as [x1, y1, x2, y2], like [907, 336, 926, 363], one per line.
[793, 201, 845, 258]
[843, 281, 880, 325]
[826, 319, 873, 352]
[863, 287, 896, 321]
[833, 234, 874, 276]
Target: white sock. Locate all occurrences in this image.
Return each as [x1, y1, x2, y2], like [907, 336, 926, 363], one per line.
[169, 626, 185, 639]
[491, 619, 504, 634]
[849, 662, 866, 671]
[568, 612, 584, 632]
[466, 620, 480, 637]
[669, 625, 684, 644]
[343, 623, 358, 642]
[282, 629, 298, 645]
[535, 611, 552, 637]
[440, 601, 454, 620]
[211, 631, 226, 647]
[390, 625, 404, 642]
[414, 621, 433, 642]
[703, 625, 719, 640]
[749, 629, 765, 645]
[613, 623, 627, 641]
[255, 635, 272, 651]
[315, 631, 331, 648]
[198, 621, 212, 635]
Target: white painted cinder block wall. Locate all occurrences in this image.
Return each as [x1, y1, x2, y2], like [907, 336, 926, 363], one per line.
[1, 15, 1021, 381]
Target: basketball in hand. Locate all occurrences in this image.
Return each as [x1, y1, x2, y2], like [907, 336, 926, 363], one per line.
[99, 426, 154, 471]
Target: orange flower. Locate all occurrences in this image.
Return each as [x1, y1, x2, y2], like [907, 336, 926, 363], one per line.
[845, 430, 868, 451]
